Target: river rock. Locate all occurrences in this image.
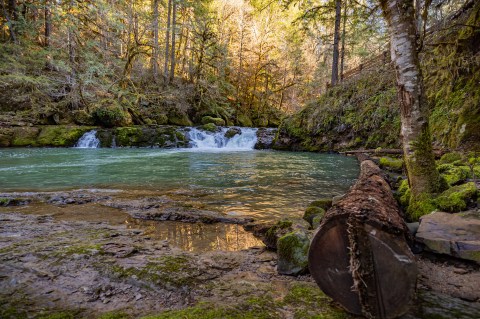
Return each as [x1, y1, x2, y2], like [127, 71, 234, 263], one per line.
[277, 231, 311, 275]
[416, 211, 480, 264]
[224, 127, 241, 139]
[255, 128, 277, 149]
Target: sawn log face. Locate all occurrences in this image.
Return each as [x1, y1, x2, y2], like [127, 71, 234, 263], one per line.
[309, 160, 417, 319]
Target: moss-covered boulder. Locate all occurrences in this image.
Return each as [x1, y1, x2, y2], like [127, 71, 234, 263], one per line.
[397, 179, 411, 209]
[11, 126, 40, 146]
[92, 101, 131, 128]
[435, 182, 478, 212]
[237, 113, 253, 127]
[307, 199, 333, 211]
[201, 116, 225, 126]
[0, 127, 13, 146]
[263, 220, 293, 250]
[302, 206, 325, 226]
[277, 231, 310, 276]
[168, 110, 192, 126]
[311, 214, 323, 229]
[379, 156, 403, 172]
[202, 123, 218, 132]
[37, 126, 94, 147]
[438, 164, 470, 186]
[225, 127, 241, 139]
[438, 152, 463, 165]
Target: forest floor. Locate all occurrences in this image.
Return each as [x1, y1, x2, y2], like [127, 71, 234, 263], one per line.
[0, 190, 479, 319]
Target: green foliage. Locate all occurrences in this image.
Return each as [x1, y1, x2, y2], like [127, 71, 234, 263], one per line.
[407, 195, 437, 222]
[397, 179, 411, 209]
[438, 152, 463, 165]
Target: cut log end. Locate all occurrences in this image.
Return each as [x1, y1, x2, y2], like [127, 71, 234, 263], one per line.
[308, 160, 417, 319]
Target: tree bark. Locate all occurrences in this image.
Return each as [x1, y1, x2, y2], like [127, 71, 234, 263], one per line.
[380, 0, 442, 201]
[164, 0, 172, 84]
[309, 160, 417, 319]
[340, 0, 347, 81]
[169, 0, 177, 82]
[331, 0, 341, 86]
[44, 0, 51, 47]
[152, 0, 159, 81]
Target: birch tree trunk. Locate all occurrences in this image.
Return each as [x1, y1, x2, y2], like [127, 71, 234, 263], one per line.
[380, 0, 442, 204]
[331, 0, 341, 86]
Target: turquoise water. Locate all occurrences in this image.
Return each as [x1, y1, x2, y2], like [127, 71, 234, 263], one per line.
[0, 148, 359, 220]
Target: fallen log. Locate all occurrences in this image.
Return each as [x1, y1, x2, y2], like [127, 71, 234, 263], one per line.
[308, 160, 417, 319]
[341, 148, 446, 157]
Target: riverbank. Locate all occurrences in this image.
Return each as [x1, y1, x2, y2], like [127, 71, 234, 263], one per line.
[0, 189, 479, 319]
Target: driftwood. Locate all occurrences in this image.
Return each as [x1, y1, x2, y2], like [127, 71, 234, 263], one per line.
[308, 160, 417, 319]
[340, 149, 403, 155]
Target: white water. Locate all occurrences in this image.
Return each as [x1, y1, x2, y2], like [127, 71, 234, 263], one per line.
[75, 130, 100, 148]
[187, 127, 258, 150]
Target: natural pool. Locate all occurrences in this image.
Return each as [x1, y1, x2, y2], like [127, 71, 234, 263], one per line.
[0, 147, 359, 252]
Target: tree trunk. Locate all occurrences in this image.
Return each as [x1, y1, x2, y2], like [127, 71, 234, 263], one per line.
[380, 0, 442, 202]
[340, 0, 347, 81]
[331, 0, 341, 86]
[44, 0, 51, 47]
[169, 0, 177, 82]
[164, 0, 172, 84]
[152, 0, 159, 81]
[309, 159, 417, 319]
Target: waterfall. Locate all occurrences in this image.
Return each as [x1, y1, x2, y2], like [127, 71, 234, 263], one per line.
[75, 130, 100, 148]
[187, 127, 258, 150]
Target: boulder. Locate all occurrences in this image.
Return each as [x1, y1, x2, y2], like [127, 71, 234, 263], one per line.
[302, 206, 325, 226]
[277, 231, 310, 275]
[201, 123, 218, 132]
[416, 210, 480, 264]
[225, 127, 241, 139]
[254, 128, 277, 149]
[435, 182, 477, 212]
[201, 116, 225, 126]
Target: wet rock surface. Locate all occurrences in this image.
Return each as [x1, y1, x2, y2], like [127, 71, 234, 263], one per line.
[255, 128, 277, 149]
[0, 190, 479, 318]
[416, 210, 480, 264]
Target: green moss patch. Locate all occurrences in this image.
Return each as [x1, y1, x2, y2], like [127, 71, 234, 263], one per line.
[379, 156, 403, 172]
[435, 182, 477, 212]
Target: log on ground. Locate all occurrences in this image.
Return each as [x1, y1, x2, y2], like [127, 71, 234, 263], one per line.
[308, 160, 417, 319]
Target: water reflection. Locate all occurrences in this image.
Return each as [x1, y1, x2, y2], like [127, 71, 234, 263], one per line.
[126, 217, 264, 252]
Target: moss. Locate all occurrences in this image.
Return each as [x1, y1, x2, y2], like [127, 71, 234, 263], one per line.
[59, 243, 103, 256]
[37, 126, 94, 147]
[435, 182, 477, 212]
[97, 311, 130, 319]
[92, 100, 131, 128]
[237, 113, 253, 127]
[11, 126, 40, 146]
[277, 231, 310, 275]
[438, 152, 463, 165]
[264, 219, 293, 249]
[311, 214, 323, 229]
[407, 195, 437, 222]
[141, 301, 277, 319]
[114, 127, 143, 146]
[302, 206, 325, 226]
[110, 255, 198, 288]
[397, 179, 411, 209]
[308, 199, 333, 210]
[439, 165, 470, 186]
[201, 116, 225, 126]
[379, 156, 403, 172]
[168, 111, 192, 126]
[201, 123, 217, 132]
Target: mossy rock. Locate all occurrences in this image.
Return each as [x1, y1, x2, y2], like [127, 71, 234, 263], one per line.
[0, 127, 13, 146]
[277, 231, 310, 276]
[92, 101, 131, 128]
[72, 110, 94, 125]
[302, 206, 325, 226]
[168, 111, 193, 126]
[201, 116, 225, 126]
[438, 164, 470, 186]
[253, 117, 269, 127]
[225, 127, 241, 139]
[114, 127, 143, 146]
[236, 113, 253, 127]
[379, 156, 403, 172]
[37, 126, 94, 147]
[264, 219, 293, 250]
[11, 127, 41, 146]
[438, 152, 463, 165]
[435, 182, 478, 213]
[311, 214, 323, 229]
[202, 123, 217, 132]
[307, 199, 333, 211]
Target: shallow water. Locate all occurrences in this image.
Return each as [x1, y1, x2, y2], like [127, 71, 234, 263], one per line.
[0, 148, 359, 221]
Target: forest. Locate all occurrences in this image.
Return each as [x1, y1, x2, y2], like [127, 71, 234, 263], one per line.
[1, 0, 480, 318]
